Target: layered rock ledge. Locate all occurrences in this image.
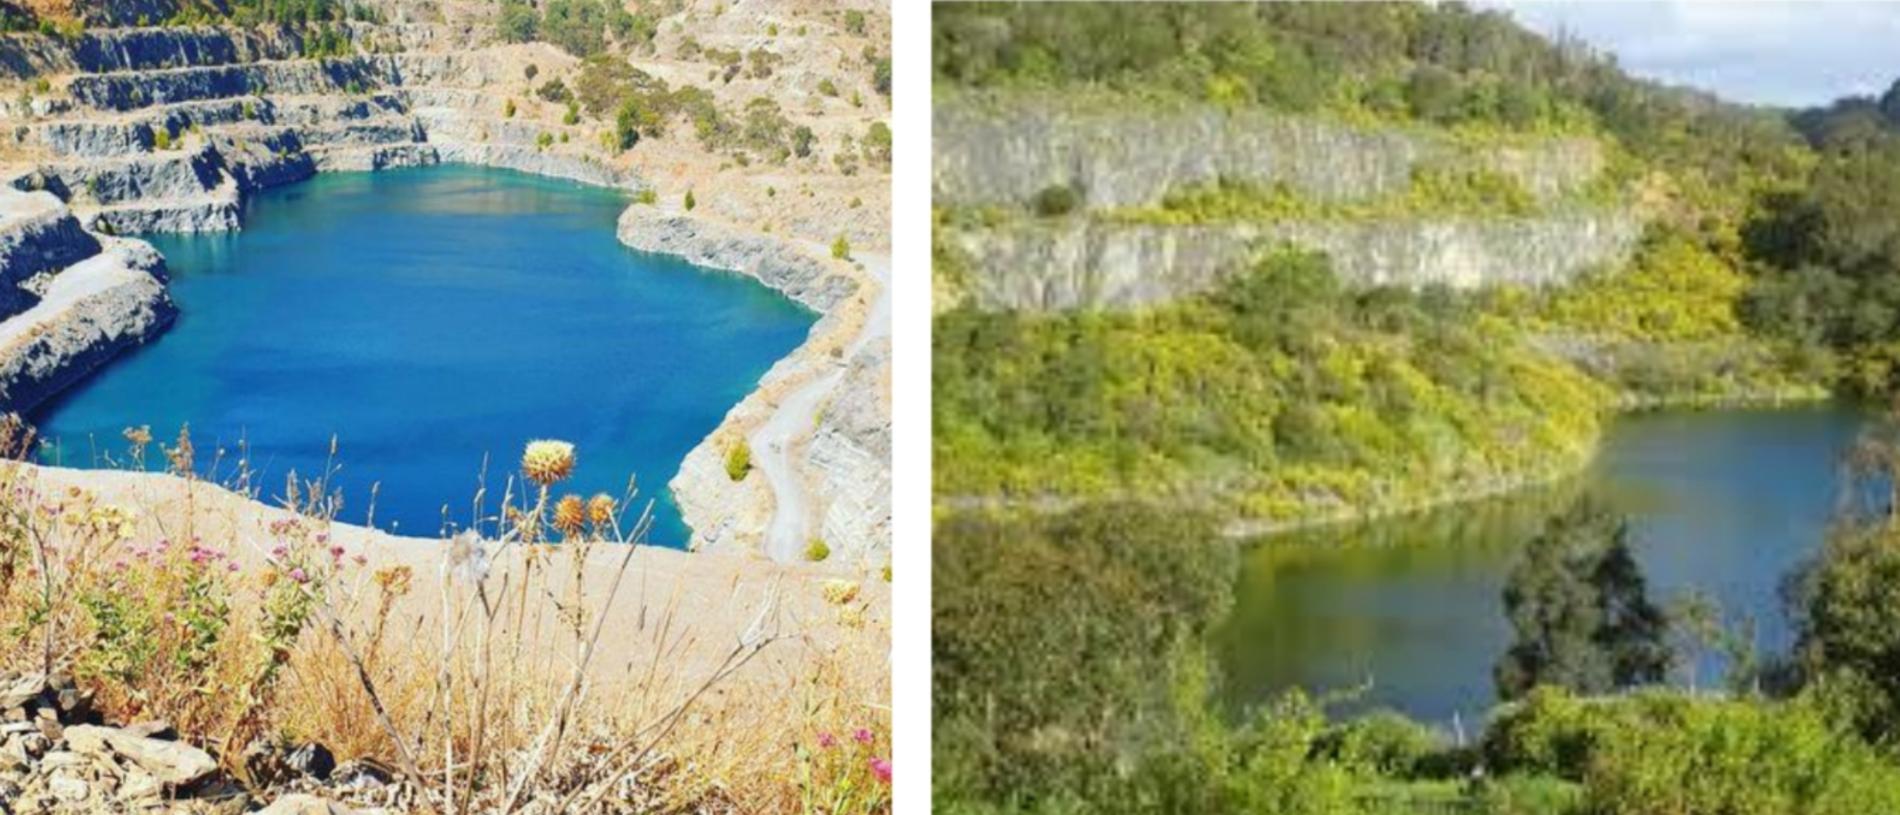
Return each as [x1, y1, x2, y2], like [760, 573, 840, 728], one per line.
[935, 93, 1643, 311]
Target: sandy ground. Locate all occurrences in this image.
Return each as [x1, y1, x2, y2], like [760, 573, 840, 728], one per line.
[17, 462, 890, 690]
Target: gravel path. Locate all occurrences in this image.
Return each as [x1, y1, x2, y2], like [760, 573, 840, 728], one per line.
[755, 251, 889, 562]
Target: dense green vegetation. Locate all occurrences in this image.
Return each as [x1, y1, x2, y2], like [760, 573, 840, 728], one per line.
[162, 0, 382, 26]
[498, 0, 655, 58]
[935, 503, 1900, 814]
[565, 55, 800, 162]
[934, 249, 1612, 524]
[1099, 166, 1546, 226]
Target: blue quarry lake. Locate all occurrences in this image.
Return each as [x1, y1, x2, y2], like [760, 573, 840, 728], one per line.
[30, 166, 814, 546]
[1218, 403, 1864, 726]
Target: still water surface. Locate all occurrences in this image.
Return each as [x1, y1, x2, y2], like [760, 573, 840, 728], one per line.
[31, 166, 814, 546]
[1218, 404, 1863, 724]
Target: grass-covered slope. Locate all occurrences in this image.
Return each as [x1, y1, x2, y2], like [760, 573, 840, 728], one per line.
[935, 249, 1612, 526]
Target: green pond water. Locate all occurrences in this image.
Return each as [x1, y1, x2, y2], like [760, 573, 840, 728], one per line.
[1217, 403, 1864, 724]
[29, 166, 816, 546]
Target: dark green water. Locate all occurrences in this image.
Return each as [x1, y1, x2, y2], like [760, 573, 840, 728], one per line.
[29, 166, 815, 546]
[1217, 403, 1863, 725]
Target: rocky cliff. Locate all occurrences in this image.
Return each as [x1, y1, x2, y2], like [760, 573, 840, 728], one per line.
[0, 189, 174, 413]
[947, 211, 1641, 311]
[935, 93, 1642, 310]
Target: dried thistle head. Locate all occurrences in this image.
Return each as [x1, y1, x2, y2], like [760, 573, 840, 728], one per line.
[553, 494, 586, 537]
[521, 440, 576, 487]
[586, 493, 616, 528]
[374, 565, 414, 597]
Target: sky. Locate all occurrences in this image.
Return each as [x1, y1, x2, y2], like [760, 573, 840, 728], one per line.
[1482, 1, 1900, 108]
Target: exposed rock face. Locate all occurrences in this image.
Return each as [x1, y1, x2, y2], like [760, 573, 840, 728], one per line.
[806, 341, 891, 557]
[949, 211, 1642, 311]
[618, 207, 857, 312]
[935, 93, 1607, 209]
[935, 93, 1642, 310]
[0, 189, 98, 317]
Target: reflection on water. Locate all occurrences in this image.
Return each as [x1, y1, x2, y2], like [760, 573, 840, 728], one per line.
[1216, 403, 1863, 725]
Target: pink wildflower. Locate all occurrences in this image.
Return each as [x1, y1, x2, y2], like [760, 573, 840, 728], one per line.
[227, 561, 240, 573]
[854, 728, 874, 745]
[289, 568, 308, 584]
[869, 758, 891, 783]
[817, 732, 837, 749]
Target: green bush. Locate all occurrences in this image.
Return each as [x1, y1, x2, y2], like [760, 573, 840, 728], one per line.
[1485, 688, 1900, 815]
[1030, 184, 1079, 217]
[831, 235, 851, 260]
[683, 189, 696, 211]
[934, 506, 1238, 805]
[724, 440, 749, 481]
[804, 538, 830, 562]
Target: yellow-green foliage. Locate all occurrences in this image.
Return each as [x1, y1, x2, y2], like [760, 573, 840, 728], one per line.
[725, 439, 751, 481]
[832, 234, 852, 260]
[805, 538, 830, 562]
[1545, 231, 1747, 342]
[1108, 166, 1541, 226]
[933, 249, 1612, 524]
[1486, 688, 1900, 815]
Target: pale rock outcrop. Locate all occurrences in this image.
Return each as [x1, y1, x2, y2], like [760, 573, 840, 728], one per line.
[949, 211, 1642, 311]
[935, 93, 1607, 210]
[935, 93, 1643, 311]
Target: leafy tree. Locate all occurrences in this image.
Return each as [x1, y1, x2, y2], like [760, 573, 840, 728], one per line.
[862, 121, 891, 168]
[1789, 408, 1900, 744]
[791, 125, 815, 158]
[612, 100, 639, 151]
[497, 0, 537, 42]
[1494, 496, 1671, 700]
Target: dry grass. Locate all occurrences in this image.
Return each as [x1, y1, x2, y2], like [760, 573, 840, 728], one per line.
[0, 422, 890, 814]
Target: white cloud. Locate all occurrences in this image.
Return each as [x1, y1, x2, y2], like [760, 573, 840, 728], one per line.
[1480, 1, 1900, 107]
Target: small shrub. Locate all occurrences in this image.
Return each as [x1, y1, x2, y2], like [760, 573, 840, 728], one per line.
[818, 78, 839, 97]
[804, 539, 830, 562]
[684, 189, 697, 211]
[1032, 184, 1080, 217]
[525, 64, 539, 80]
[563, 102, 580, 125]
[635, 188, 657, 205]
[725, 440, 751, 481]
[503, 98, 517, 118]
[536, 132, 554, 150]
[831, 235, 851, 260]
[152, 127, 173, 150]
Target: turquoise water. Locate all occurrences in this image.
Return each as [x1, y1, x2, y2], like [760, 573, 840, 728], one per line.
[29, 166, 814, 546]
[1218, 404, 1863, 725]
